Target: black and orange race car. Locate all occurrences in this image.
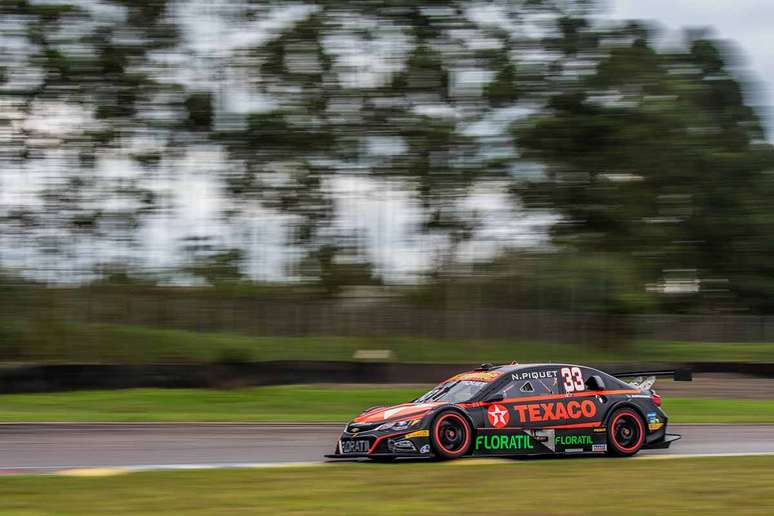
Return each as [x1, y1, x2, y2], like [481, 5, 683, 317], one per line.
[325, 362, 691, 461]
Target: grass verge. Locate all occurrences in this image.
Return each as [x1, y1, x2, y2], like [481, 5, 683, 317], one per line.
[1, 385, 773, 423]
[664, 398, 774, 424]
[0, 386, 425, 422]
[1, 457, 774, 514]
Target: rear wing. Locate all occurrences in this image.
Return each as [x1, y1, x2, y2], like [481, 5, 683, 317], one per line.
[613, 368, 693, 382]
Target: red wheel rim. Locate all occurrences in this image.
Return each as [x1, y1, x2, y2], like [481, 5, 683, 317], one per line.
[611, 411, 644, 452]
[433, 413, 470, 456]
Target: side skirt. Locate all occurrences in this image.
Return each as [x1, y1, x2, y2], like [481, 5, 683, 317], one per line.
[470, 427, 609, 456]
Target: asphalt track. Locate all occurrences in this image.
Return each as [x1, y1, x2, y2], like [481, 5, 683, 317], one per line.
[0, 423, 773, 474]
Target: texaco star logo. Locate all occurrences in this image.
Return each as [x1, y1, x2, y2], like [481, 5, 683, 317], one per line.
[487, 403, 509, 428]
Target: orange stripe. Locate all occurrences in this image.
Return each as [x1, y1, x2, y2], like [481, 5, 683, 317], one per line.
[482, 389, 639, 405]
[544, 421, 601, 429]
[356, 390, 639, 423]
[463, 389, 638, 408]
[480, 422, 601, 431]
[354, 408, 432, 423]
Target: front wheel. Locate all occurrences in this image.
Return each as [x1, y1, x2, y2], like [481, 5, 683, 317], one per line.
[607, 408, 645, 457]
[430, 411, 472, 460]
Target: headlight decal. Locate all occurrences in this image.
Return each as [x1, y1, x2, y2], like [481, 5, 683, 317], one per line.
[376, 418, 420, 432]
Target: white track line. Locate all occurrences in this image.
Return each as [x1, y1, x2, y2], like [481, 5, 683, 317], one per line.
[635, 451, 774, 460]
[34, 452, 774, 476]
[43, 462, 323, 477]
[0, 452, 771, 477]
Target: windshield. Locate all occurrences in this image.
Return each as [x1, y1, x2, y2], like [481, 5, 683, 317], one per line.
[414, 380, 489, 404]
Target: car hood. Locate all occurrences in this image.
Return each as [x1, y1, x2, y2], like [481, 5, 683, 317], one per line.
[352, 402, 444, 423]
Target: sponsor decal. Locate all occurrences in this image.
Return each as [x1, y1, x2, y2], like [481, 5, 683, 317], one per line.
[420, 444, 430, 454]
[391, 439, 416, 451]
[404, 430, 429, 439]
[446, 371, 503, 383]
[475, 434, 534, 451]
[593, 427, 607, 433]
[592, 444, 607, 452]
[487, 404, 510, 428]
[526, 429, 556, 452]
[555, 435, 592, 446]
[510, 370, 559, 381]
[561, 366, 586, 393]
[512, 399, 596, 423]
[646, 412, 663, 431]
[340, 440, 369, 454]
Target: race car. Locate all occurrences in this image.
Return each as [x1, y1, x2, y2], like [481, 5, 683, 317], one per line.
[325, 362, 691, 461]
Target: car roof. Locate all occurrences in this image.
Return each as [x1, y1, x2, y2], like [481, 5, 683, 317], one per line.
[444, 363, 617, 387]
[465, 363, 585, 375]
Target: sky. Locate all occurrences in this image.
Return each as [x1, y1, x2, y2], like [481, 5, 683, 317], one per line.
[611, 0, 774, 139]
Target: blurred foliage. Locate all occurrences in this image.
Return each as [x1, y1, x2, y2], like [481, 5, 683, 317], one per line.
[407, 251, 654, 314]
[1, 0, 774, 317]
[3, 320, 774, 364]
[514, 24, 774, 313]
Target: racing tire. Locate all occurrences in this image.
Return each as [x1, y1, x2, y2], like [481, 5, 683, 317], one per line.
[607, 408, 645, 457]
[430, 411, 472, 460]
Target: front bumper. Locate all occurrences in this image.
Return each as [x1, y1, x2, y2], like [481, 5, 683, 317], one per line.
[325, 428, 433, 459]
[324, 452, 425, 459]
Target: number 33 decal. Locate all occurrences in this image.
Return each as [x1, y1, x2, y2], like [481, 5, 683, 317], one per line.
[561, 367, 585, 393]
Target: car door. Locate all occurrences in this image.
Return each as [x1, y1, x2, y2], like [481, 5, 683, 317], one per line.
[473, 367, 563, 455]
[505, 367, 564, 429]
[558, 365, 603, 427]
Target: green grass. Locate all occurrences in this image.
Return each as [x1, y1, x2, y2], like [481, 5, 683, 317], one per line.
[1, 457, 774, 514]
[8, 322, 774, 364]
[0, 386, 426, 422]
[663, 398, 774, 424]
[1, 385, 773, 423]
[634, 339, 774, 363]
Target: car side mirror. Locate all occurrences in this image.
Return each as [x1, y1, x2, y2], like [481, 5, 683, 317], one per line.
[485, 392, 504, 403]
[586, 375, 605, 391]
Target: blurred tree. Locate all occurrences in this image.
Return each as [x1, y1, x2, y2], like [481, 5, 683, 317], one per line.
[406, 250, 653, 314]
[3, 0, 774, 315]
[186, 249, 246, 285]
[184, 92, 214, 131]
[514, 25, 774, 313]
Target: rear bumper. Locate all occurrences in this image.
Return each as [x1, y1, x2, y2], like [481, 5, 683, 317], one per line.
[644, 433, 681, 449]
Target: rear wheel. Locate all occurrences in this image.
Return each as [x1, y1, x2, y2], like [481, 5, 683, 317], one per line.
[607, 408, 645, 457]
[430, 411, 472, 460]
